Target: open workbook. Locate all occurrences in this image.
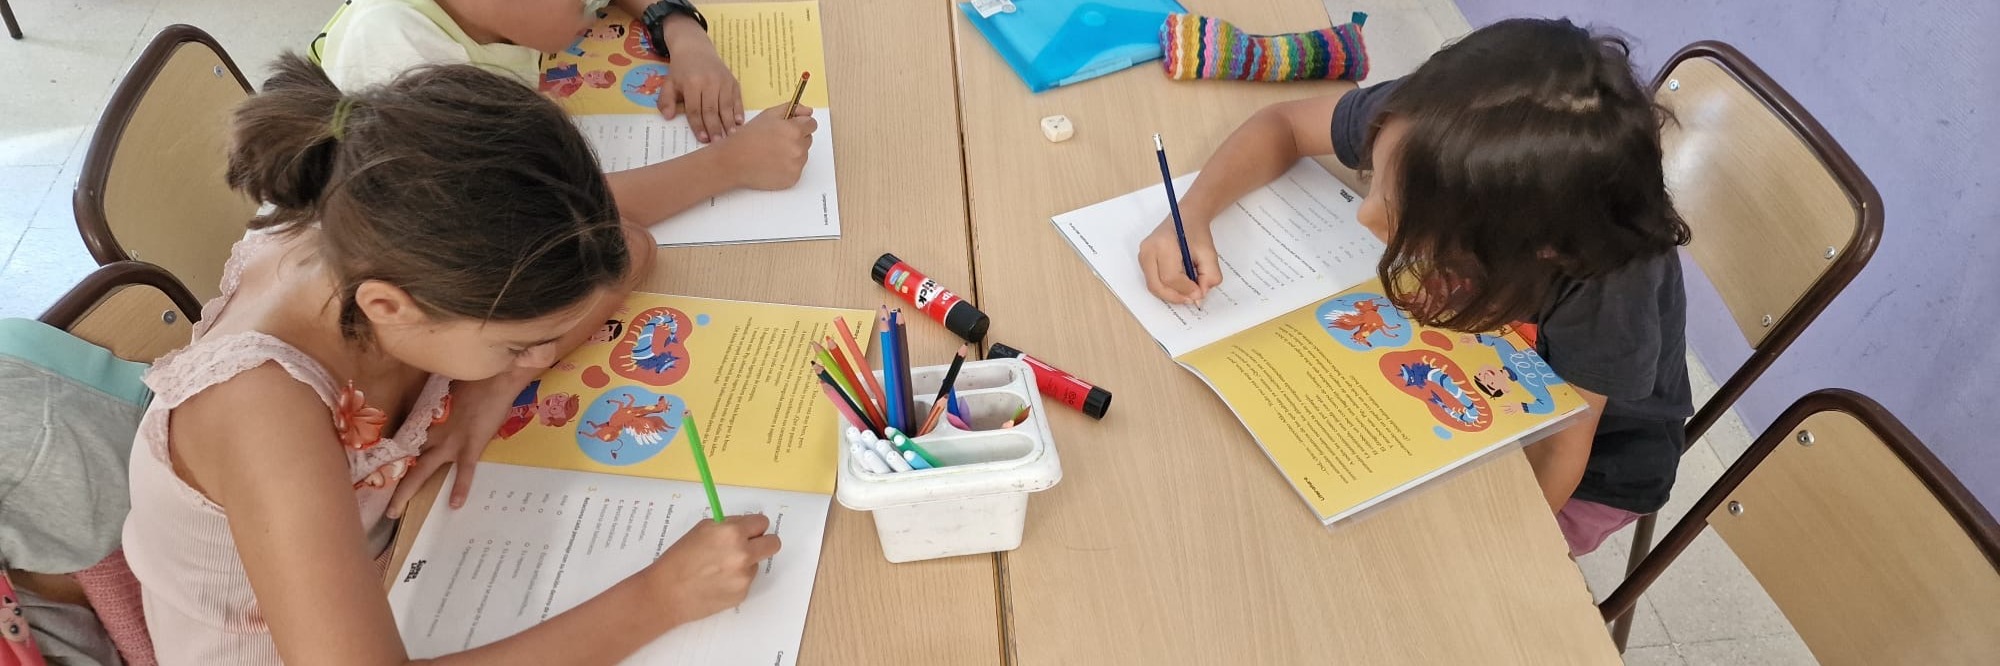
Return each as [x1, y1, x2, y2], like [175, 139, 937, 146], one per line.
[387, 293, 870, 664]
[1053, 159, 1586, 525]
[540, 1, 839, 246]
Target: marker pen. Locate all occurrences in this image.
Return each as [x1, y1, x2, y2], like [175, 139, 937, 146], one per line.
[886, 430, 942, 468]
[871, 437, 914, 472]
[850, 441, 893, 474]
[873, 253, 990, 342]
[902, 450, 935, 470]
[987, 342, 1112, 419]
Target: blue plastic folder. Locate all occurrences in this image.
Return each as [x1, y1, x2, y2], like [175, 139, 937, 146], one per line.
[959, 0, 1188, 93]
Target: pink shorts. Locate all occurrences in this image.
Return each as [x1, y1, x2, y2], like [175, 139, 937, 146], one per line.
[1556, 499, 1642, 557]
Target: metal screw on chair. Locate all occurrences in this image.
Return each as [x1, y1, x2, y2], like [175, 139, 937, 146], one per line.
[213, 65, 225, 78]
[162, 310, 177, 324]
[1760, 314, 1774, 327]
[1727, 501, 1744, 516]
[1797, 430, 1815, 446]
[1824, 246, 1837, 259]
[1667, 79, 1680, 91]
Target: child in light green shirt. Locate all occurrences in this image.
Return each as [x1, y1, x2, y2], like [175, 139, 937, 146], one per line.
[314, 0, 819, 227]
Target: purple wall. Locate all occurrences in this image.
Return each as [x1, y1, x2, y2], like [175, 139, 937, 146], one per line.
[1452, 0, 1999, 508]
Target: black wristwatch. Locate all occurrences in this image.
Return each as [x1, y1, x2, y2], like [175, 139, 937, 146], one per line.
[641, 0, 708, 59]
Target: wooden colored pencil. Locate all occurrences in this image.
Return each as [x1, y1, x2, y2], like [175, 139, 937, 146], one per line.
[813, 367, 871, 432]
[833, 316, 889, 420]
[824, 338, 886, 434]
[918, 343, 969, 435]
[682, 413, 723, 522]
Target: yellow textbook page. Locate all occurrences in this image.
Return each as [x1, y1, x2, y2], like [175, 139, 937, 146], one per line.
[479, 292, 869, 495]
[1177, 280, 1585, 523]
[538, 2, 843, 246]
[537, 2, 829, 115]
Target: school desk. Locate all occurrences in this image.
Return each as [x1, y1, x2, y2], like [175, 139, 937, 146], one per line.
[948, 0, 1624, 662]
[386, 0, 1003, 664]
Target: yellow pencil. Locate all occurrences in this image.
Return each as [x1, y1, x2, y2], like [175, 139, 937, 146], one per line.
[785, 71, 811, 118]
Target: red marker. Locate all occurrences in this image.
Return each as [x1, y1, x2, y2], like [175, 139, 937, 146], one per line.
[873, 253, 989, 342]
[987, 343, 1111, 419]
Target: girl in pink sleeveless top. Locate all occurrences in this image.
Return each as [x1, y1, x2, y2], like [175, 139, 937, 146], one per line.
[121, 54, 779, 665]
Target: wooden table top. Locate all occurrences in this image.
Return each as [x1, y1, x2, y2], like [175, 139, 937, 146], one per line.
[395, 0, 1620, 662]
[390, 1, 1002, 664]
[947, 0, 1621, 662]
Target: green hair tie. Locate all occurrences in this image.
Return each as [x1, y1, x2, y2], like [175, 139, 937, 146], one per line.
[329, 97, 357, 141]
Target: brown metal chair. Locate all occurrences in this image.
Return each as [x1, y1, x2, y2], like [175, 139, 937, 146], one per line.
[2, 0, 21, 39]
[1599, 389, 2000, 664]
[40, 261, 201, 363]
[1608, 40, 1886, 648]
[73, 24, 258, 306]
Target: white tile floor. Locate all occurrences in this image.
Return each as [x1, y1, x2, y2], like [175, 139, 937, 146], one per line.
[0, 0, 326, 319]
[0, 0, 1814, 662]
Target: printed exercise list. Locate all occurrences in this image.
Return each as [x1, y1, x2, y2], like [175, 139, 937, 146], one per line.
[388, 463, 828, 665]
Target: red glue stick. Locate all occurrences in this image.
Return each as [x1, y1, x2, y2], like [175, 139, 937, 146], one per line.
[987, 342, 1111, 419]
[873, 253, 989, 342]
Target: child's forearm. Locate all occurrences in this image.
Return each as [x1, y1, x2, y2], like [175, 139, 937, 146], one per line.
[417, 576, 679, 666]
[1176, 107, 1310, 224]
[1525, 391, 1607, 511]
[1525, 430, 1591, 512]
[605, 149, 736, 225]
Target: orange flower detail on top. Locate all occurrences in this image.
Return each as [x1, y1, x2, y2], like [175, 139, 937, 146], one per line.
[334, 381, 389, 450]
[430, 393, 453, 427]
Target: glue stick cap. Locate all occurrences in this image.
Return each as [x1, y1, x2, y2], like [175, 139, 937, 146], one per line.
[947, 302, 990, 341]
[1080, 386, 1112, 419]
[871, 253, 899, 283]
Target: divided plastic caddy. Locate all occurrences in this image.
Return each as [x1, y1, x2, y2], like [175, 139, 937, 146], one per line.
[835, 357, 1062, 563]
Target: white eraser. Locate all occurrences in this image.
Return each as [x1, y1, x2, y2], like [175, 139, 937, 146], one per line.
[1040, 115, 1074, 142]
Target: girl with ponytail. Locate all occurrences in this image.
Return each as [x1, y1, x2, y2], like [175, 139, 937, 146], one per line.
[123, 53, 779, 665]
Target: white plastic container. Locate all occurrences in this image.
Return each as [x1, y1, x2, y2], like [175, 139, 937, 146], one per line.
[834, 357, 1062, 563]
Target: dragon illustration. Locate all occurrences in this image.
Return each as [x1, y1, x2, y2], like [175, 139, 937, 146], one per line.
[1380, 351, 1494, 433]
[581, 394, 674, 460]
[626, 70, 669, 98]
[1324, 298, 1403, 348]
[628, 310, 682, 374]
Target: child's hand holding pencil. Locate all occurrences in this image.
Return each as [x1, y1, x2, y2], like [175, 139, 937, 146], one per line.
[1138, 134, 1223, 306]
[643, 512, 782, 628]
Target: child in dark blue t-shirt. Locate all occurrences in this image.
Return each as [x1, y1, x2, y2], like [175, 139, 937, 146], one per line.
[1137, 18, 1694, 556]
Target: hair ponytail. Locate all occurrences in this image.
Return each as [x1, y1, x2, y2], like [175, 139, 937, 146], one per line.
[225, 53, 347, 230]
[220, 52, 628, 342]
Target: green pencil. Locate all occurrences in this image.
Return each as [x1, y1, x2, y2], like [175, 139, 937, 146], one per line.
[682, 413, 724, 522]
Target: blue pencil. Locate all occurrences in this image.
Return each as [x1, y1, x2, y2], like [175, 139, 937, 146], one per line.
[1153, 133, 1198, 283]
[947, 388, 967, 422]
[879, 312, 902, 436]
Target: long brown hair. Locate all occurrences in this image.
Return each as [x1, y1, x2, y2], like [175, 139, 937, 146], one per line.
[1364, 18, 1690, 332]
[225, 53, 628, 339]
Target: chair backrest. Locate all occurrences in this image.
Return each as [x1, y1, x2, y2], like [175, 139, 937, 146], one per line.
[1654, 42, 1883, 440]
[1707, 390, 2000, 664]
[73, 24, 257, 305]
[40, 261, 201, 364]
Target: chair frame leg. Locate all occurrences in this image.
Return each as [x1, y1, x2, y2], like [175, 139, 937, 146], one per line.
[1, 0, 22, 40]
[1608, 513, 1658, 651]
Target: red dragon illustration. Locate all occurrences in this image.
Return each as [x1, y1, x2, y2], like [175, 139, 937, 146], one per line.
[581, 394, 674, 459]
[1325, 298, 1403, 348]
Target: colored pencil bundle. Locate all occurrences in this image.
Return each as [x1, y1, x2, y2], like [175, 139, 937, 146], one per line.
[810, 308, 974, 473]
